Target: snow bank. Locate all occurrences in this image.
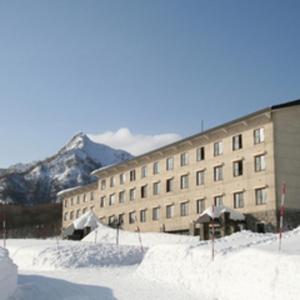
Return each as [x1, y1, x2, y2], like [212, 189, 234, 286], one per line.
[83, 222, 198, 247]
[137, 229, 300, 300]
[73, 210, 100, 230]
[0, 247, 17, 300]
[8, 240, 143, 270]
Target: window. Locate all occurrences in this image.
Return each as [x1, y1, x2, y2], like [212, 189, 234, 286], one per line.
[110, 176, 115, 188]
[83, 194, 87, 202]
[90, 206, 94, 211]
[120, 173, 126, 185]
[108, 215, 115, 225]
[76, 209, 80, 218]
[152, 207, 160, 220]
[254, 128, 265, 144]
[166, 178, 174, 193]
[180, 202, 189, 216]
[64, 212, 68, 221]
[214, 195, 223, 206]
[101, 180, 106, 190]
[153, 181, 161, 195]
[100, 196, 105, 207]
[129, 211, 136, 224]
[141, 166, 147, 178]
[76, 196, 80, 204]
[214, 165, 223, 181]
[118, 214, 124, 225]
[90, 192, 94, 201]
[129, 188, 136, 201]
[166, 204, 174, 219]
[64, 199, 68, 208]
[196, 147, 205, 161]
[196, 170, 205, 185]
[180, 174, 189, 189]
[130, 169, 136, 181]
[233, 160, 243, 177]
[141, 185, 148, 198]
[214, 141, 223, 156]
[153, 161, 160, 174]
[255, 155, 266, 172]
[119, 191, 125, 203]
[255, 188, 267, 205]
[140, 209, 146, 223]
[232, 134, 243, 151]
[82, 207, 87, 214]
[234, 192, 244, 208]
[70, 211, 74, 220]
[109, 194, 115, 206]
[196, 199, 205, 214]
[166, 157, 174, 171]
[180, 152, 189, 166]
[70, 198, 74, 206]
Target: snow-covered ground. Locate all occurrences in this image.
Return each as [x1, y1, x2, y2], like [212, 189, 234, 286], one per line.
[2, 224, 300, 300]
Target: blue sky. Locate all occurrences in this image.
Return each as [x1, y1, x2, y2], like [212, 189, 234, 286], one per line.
[1, 0, 300, 167]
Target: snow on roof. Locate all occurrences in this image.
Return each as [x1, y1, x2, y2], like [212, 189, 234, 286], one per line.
[198, 205, 245, 222]
[57, 186, 84, 197]
[73, 210, 100, 230]
[90, 163, 116, 176]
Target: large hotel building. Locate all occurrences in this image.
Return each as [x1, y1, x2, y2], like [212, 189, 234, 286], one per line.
[59, 99, 300, 236]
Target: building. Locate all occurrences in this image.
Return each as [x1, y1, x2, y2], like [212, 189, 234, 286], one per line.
[59, 99, 300, 237]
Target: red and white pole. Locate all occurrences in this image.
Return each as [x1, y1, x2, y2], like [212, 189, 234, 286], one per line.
[211, 203, 215, 261]
[279, 182, 287, 251]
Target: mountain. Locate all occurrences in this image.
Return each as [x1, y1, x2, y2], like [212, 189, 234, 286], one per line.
[0, 133, 133, 205]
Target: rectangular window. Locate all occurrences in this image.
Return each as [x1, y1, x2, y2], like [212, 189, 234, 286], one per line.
[233, 160, 243, 177]
[129, 211, 136, 224]
[256, 188, 267, 205]
[119, 191, 125, 203]
[214, 165, 223, 181]
[166, 178, 174, 193]
[70, 198, 74, 206]
[109, 194, 115, 206]
[129, 188, 136, 201]
[254, 128, 265, 144]
[153, 161, 160, 174]
[141, 166, 147, 178]
[130, 169, 136, 181]
[120, 173, 126, 185]
[180, 152, 189, 166]
[214, 195, 223, 206]
[64, 199, 68, 208]
[166, 157, 174, 171]
[110, 176, 115, 188]
[90, 192, 94, 201]
[64, 212, 68, 221]
[76, 196, 80, 204]
[153, 181, 161, 195]
[196, 147, 205, 161]
[196, 170, 205, 185]
[255, 155, 266, 172]
[140, 209, 146, 223]
[166, 204, 174, 219]
[82, 207, 87, 214]
[234, 192, 244, 208]
[180, 202, 189, 216]
[152, 207, 160, 220]
[100, 196, 106, 207]
[180, 174, 189, 189]
[196, 199, 205, 214]
[118, 213, 124, 225]
[108, 215, 115, 225]
[83, 194, 87, 202]
[232, 134, 243, 151]
[76, 209, 80, 218]
[101, 180, 106, 190]
[214, 141, 223, 156]
[70, 211, 74, 220]
[141, 185, 148, 198]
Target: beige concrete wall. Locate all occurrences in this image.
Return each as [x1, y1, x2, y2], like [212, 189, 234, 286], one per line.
[273, 105, 300, 210]
[60, 112, 277, 233]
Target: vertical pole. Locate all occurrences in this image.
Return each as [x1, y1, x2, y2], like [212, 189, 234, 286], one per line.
[211, 204, 215, 261]
[3, 219, 6, 249]
[135, 216, 144, 254]
[94, 229, 98, 244]
[279, 182, 287, 251]
[116, 225, 119, 246]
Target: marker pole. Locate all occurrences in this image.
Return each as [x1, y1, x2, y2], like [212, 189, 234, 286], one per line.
[279, 182, 287, 251]
[211, 204, 215, 261]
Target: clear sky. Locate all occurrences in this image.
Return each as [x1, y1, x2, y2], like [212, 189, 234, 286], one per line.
[1, 0, 300, 167]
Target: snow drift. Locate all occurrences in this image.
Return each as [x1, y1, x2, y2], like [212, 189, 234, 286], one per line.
[137, 228, 300, 300]
[0, 247, 17, 300]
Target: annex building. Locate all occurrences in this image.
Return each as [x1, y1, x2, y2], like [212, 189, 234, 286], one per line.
[59, 99, 300, 237]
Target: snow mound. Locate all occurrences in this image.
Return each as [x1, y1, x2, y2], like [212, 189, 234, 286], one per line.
[83, 222, 198, 247]
[9, 241, 143, 270]
[0, 247, 18, 300]
[73, 210, 100, 230]
[137, 228, 300, 300]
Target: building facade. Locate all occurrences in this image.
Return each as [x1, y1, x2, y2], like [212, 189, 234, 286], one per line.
[59, 100, 300, 236]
